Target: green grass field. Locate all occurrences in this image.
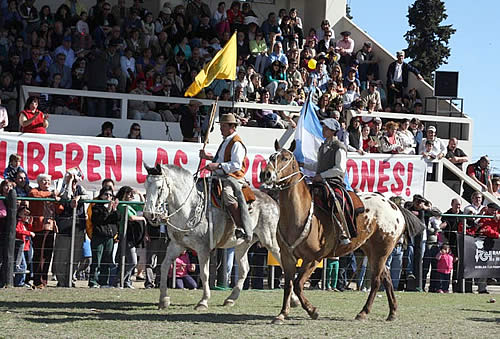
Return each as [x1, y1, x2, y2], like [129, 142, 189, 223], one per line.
[0, 288, 498, 338]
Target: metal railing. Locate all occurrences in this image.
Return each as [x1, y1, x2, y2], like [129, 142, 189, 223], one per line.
[0, 192, 144, 288]
[437, 158, 498, 205]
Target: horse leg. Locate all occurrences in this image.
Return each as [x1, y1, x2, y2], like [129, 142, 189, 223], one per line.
[272, 255, 296, 325]
[194, 246, 211, 311]
[158, 242, 183, 310]
[293, 259, 320, 320]
[381, 267, 398, 321]
[266, 245, 300, 308]
[355, 256, 385, 321]
[223, 243, 251, 306]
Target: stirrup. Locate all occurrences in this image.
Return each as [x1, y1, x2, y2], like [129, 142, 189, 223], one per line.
[339, 237, 351, 245]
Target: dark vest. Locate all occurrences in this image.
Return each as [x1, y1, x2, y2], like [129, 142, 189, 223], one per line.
[316, 138, 347, 182]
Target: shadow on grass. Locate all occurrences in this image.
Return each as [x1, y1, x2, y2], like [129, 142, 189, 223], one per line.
[1, 301, 154, 310]
[461, 308, 500, 314]
[21, 310, 273, 324]
[466, 317, 500, 323]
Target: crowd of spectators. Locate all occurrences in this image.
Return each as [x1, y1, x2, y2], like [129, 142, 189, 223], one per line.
[1, 0, 430, 138]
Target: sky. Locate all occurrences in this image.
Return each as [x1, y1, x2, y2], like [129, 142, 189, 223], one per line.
[350, 0, 500, 173]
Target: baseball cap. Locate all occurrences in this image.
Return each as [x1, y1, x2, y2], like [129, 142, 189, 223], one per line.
[321, 118, 341, 131]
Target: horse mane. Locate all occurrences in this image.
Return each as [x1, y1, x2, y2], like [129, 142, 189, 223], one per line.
[161, 164, 192, 177]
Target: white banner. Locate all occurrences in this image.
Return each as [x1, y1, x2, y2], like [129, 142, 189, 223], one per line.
[0, 132, 426, 198]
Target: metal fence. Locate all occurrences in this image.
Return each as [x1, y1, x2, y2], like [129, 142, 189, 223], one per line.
[1, 190, 496, 292]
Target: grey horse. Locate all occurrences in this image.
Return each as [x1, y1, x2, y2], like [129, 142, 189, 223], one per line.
[143, 164, 297, 310]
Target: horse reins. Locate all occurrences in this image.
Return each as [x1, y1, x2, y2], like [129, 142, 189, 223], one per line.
[152, 173, 208, 233]
[268, 149, 306, 190]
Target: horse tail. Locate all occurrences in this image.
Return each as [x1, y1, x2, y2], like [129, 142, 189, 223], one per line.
[397, 205, 425, 238]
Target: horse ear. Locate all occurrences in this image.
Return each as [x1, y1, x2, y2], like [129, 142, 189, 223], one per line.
[289, 140, 296, 153]
[145, 162, 163, 175]
[144, 162, 153, 174]
[274, 139, 280, 151]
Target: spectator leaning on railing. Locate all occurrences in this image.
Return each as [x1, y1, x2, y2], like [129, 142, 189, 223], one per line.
[19, 96, 49, 134]
[443, 138, 468, 194]
[462, 156, 492, 202]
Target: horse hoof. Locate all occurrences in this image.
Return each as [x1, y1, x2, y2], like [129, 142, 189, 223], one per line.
[290, 297, 300, 308]
[309, 308, 319, 320]
[355, 312, 367, 321]
[223, 299, 235, 307]
[194, 303, 208, 311]
[271, 316, 285, 325]
[158, 297, 170, 310]
[386, 314, 397, 321]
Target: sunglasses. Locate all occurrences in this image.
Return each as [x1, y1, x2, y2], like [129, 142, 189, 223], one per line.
[102, 193, 113, 198]
[132, 128, 141, 131]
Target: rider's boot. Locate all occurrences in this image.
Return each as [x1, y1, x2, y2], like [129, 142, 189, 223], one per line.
[227, 203, 252, 243]
[338, 211, 352, 245]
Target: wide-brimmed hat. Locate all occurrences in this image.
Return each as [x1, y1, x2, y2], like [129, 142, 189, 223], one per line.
[220, 113, 239, 125]
[189, 99, 203, 106]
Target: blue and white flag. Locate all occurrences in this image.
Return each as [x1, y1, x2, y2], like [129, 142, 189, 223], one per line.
[294, 94, 324, 177]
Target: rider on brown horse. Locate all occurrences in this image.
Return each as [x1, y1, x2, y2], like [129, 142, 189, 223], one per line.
[312, 118, 355, 245]
[199, 113, 253, 242]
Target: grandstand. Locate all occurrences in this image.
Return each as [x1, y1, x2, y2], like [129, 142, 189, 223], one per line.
[1, 0, 495, 210]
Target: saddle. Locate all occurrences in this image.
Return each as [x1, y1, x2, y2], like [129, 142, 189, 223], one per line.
[210, 179, 255, 209]
[312, 182, 365, 237]
[207, 178, 255, 246]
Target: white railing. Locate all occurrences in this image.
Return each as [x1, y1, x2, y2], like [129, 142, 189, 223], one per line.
[437, 158, 497, 204]
[21, 85, 302, 122]
[20, 85, 473, 151]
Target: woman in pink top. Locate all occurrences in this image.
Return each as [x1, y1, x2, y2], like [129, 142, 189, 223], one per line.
[435, 244, 455, 293]
[169, 250, 197, 290]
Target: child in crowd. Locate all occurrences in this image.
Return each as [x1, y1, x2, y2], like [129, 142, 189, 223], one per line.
[4, 154, 29, 184]
[169, 250, 197, 290]
[422, 140, 438, 180]
[14, 203, 34, 287]
[76, 11, 92, 50]
[435, 244, 454, 293]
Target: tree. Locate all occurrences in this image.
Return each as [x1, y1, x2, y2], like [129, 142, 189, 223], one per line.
[404, 0, 456, 84]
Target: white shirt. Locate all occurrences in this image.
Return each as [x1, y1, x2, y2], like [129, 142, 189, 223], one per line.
[0, 105, 8, 131]
[398, 130, 416, 154]
[393, 62, 403, 83]
[213, 132, 246, 175]
[418, 137, 446, 157]
[120, 56, 136, 79]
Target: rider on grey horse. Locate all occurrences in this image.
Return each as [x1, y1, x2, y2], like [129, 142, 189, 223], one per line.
[199, 113, 253, 242]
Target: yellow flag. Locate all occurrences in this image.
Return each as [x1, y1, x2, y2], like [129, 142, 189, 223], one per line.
[184, 32, 237, 97]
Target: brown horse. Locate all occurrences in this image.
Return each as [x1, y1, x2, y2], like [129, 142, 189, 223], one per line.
[260, 141, 424, 323]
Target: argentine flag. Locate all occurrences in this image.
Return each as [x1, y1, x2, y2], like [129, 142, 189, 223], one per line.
[294, 94, 325, 177]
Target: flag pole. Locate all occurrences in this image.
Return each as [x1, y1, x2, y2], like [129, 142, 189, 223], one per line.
[203, 97, 219, 150]
[231, 30, 237, 113]
[196, 97, 219, 176]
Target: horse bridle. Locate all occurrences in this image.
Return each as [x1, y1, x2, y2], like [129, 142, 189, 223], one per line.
[268, 149, 306, 190]
[149, 174, 207, 233]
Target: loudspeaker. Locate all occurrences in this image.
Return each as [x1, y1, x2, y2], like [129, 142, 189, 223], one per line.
[434, 71, 459, 97]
